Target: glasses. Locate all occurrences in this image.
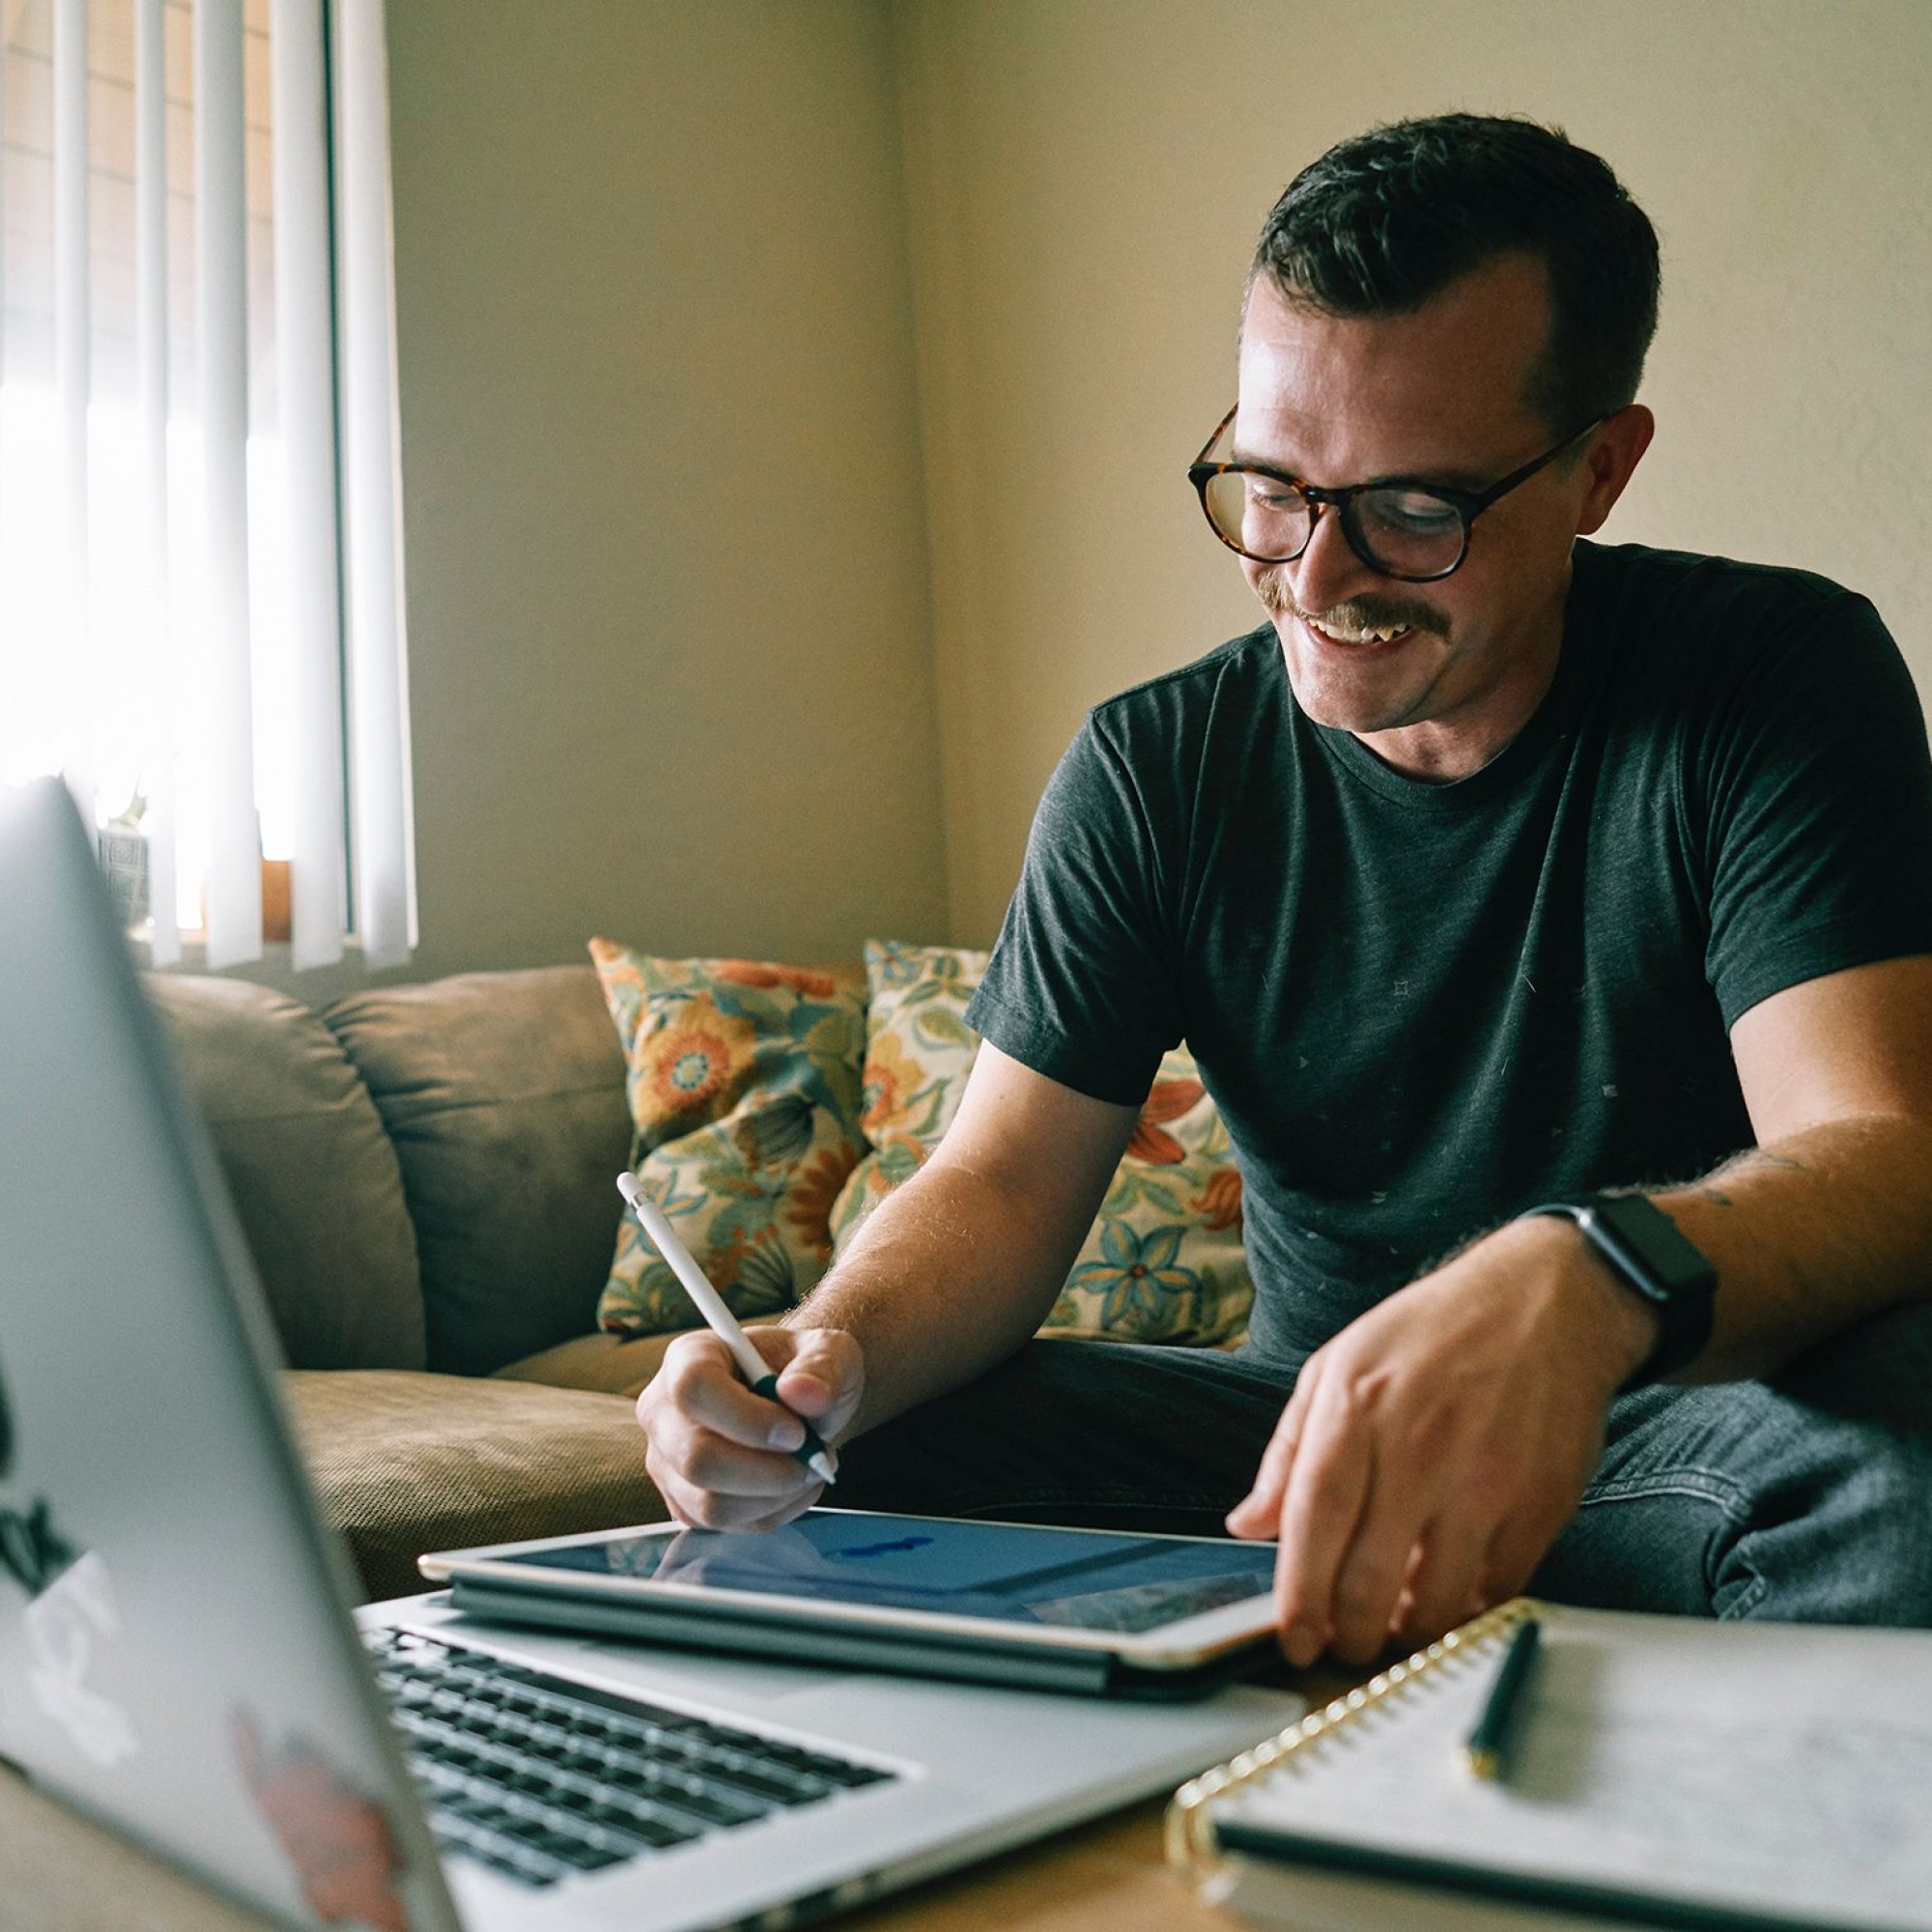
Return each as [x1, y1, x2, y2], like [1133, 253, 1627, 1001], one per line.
[1187, 408, 1603, 582]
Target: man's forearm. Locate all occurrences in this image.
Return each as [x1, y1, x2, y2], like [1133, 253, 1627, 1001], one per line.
[782, 1155, 1086, 1440]
[1651, 1114, 1932, 1380]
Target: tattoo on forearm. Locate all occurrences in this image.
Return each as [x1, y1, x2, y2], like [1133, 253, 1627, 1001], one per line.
[1699, 1148, 1810, 1201]
[1730, 1149, 1808, 1177]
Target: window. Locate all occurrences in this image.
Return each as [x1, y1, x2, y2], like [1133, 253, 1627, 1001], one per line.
[0, 0, 412, 970]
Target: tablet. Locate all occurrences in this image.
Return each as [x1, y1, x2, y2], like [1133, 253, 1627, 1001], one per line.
[419, 1509, 1284, 1698]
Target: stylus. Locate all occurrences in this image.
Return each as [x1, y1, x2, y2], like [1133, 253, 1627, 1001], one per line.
[616, 1173, 838, 1485]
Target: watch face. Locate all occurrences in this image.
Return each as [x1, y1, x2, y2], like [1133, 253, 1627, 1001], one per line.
[1577, 1194, 1718, 1390]
[1585, 1196, 1716, 1295]
[1525, 1195, 1716, 1390]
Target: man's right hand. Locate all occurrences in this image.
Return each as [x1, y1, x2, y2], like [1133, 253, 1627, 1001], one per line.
[636, 1324, 865, 1533]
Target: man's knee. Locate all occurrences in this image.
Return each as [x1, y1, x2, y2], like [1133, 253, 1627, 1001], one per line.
[1542, 1307, 1932, 1625]
[1788, 1415, 1932, 1624]
[1772, 1299, 1932, 1435]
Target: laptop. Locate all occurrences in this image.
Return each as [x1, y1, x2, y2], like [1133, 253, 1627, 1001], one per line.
[0, 776, 1300, 1932]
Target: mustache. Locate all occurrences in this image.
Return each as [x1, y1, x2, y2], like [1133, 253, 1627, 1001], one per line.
[1253, 568, 1445, 639]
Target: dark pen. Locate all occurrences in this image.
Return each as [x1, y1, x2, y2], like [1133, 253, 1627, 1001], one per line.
[1461, 1614, 1541, 1781]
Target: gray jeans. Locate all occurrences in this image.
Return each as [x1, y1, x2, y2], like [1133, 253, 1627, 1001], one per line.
[829, 1306, 1932, 1625]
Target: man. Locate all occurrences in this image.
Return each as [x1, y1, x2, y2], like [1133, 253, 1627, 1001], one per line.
[639, 114, 1932, 1662]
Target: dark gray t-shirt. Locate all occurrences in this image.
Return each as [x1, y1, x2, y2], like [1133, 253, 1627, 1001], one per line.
[965, 541, 1932, 1364]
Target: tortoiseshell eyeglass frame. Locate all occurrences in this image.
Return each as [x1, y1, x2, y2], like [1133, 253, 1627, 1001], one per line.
[1186, 406, 1605, 582]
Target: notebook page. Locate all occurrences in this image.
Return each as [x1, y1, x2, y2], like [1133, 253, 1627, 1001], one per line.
[1213, 1606, 1932, 1931]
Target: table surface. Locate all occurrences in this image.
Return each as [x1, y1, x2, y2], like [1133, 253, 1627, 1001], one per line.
[0, 1757, 1249, 1932]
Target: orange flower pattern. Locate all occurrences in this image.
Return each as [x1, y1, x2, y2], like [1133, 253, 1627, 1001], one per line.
[716, 959, 840, 999]
[828, 942, 1253, 1347]
[860, 1032, 927, 1138]
[633, 992, 757, 1128]
[786, 1142, 862, 1263]
[1124, 1078, 1207, 1165]
[590, 941, 868, 1333]
[1191, 1165, 1244, 1233]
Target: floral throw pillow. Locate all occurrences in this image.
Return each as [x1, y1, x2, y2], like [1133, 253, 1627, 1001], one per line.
[589, 939, 867, 1335]
[829, 940, 1252, 1347]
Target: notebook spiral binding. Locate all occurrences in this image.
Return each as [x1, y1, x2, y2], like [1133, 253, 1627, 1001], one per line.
[1164, 1596, 1540, 1883]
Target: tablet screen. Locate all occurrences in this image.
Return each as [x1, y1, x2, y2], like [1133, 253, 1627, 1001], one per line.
[493, 1512, 1277, 1635]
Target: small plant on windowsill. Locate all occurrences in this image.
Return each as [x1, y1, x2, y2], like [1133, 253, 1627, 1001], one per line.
[97, 791, 150, 930]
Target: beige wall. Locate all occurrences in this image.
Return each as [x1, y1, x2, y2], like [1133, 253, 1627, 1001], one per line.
[376, 0, 948, 987]
[894, 0, 1932, 941]
[240, 0, 1930, 996]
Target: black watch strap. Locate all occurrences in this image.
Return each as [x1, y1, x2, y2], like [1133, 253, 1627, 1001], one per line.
[1520, 1192, 1717, 1391]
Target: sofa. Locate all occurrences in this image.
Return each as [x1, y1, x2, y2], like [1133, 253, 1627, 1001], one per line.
[147, 952, 1251, 1604]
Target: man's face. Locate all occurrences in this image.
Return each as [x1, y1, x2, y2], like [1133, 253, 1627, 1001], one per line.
[1234, 252, 1631, 781]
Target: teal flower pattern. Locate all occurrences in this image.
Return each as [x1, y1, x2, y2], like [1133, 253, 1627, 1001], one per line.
[1059, 1221, 1202, 1335]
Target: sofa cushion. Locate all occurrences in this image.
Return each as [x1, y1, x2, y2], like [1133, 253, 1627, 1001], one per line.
[324, 967, 632, 1376]
[589, 942, 867, 1335]
[146, 975, 425, 1370]
[282, 1370, 668, 1602]
[831, 940, 1253, 1347]
[493, 1329, 684, 1400]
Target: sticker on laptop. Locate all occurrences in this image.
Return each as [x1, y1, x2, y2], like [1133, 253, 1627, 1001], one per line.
[0, 1356, 141, 1766]
[233, 1709, 411, 1931]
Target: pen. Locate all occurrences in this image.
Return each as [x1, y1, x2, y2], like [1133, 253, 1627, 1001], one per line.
[1461, 1613, 1541, 1781]
[615, 1174, 838, 1485]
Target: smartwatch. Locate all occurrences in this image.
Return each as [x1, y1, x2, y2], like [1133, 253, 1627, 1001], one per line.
[1520, 1192, 1717, 1391]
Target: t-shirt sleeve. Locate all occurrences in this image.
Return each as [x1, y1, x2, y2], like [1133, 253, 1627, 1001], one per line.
[963, 714, 1181, 1105]
[1695, 589, 1932, 1027]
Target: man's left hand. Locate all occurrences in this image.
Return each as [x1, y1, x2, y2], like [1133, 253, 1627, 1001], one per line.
[1225, 1214, 1657, 1665]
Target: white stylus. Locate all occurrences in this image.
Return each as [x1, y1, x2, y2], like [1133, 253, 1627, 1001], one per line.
[616, 1173, 838, 1485]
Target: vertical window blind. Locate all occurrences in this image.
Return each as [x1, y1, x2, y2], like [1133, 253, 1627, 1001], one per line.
[0, 0, 412, 971]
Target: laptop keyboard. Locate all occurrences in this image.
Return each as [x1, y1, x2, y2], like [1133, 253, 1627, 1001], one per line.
[364, 1628, 897, 1889]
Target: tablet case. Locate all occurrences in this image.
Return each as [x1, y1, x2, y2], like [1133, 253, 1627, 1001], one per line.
[440, 1575, 1279, 1701]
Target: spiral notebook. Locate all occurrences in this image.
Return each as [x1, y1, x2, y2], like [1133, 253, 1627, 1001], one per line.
[1167, 1598, 1932, 1932]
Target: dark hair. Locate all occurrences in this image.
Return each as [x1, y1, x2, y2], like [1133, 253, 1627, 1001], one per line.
[1250, 113, 1660, 433]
